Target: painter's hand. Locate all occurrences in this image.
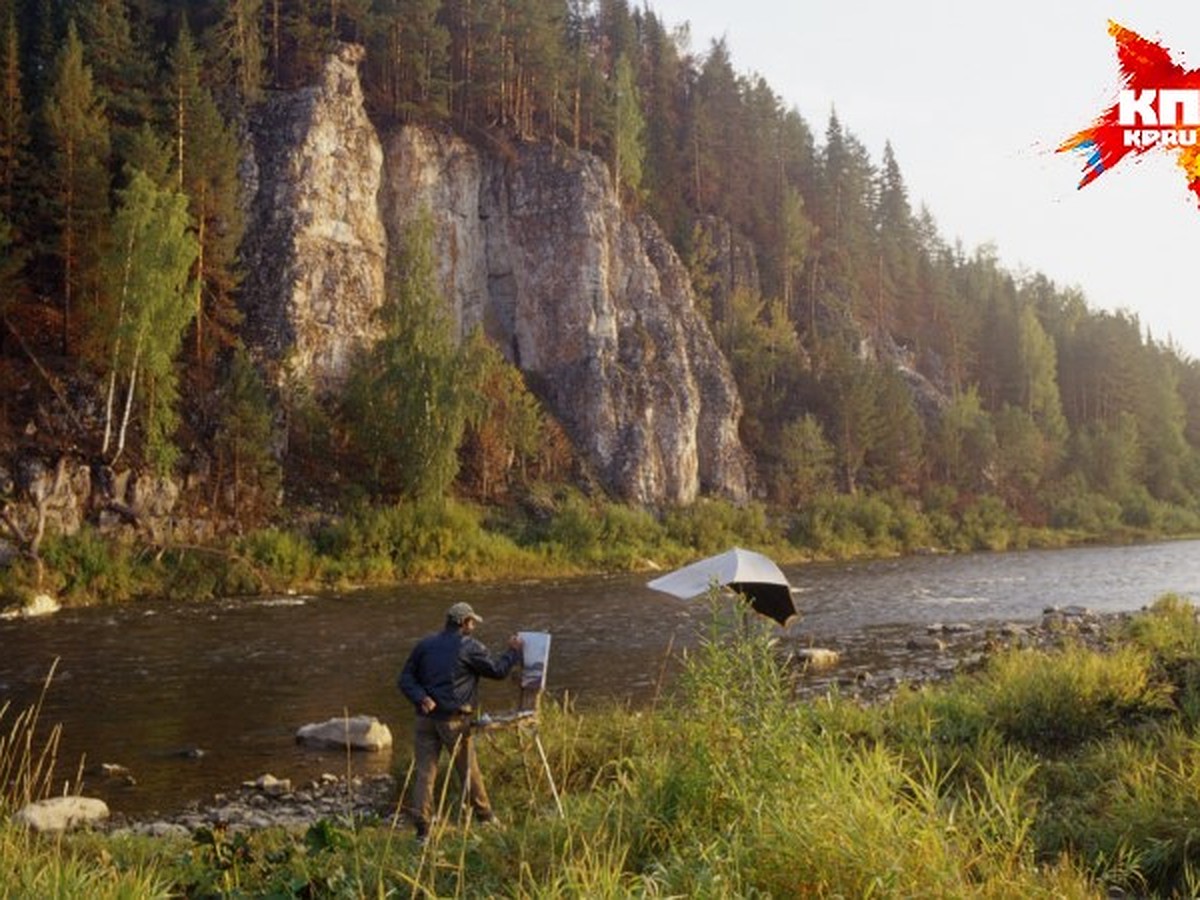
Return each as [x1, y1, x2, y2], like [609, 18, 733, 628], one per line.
[420, 696, 436, 715]
[508, 634, 524, 652]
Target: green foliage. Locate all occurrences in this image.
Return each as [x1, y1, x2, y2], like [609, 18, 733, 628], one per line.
[770, 413, 834, 505]
[212, 346, 281, 521]
[98, 168, 199, 472]
[168, 19, 245, 367]
[38, 527, 140, 602]
[344, 211, 470, 500]
[1049, 479, 1123, 534]
[609, 52, 644, 202]
[313, 496, 538, 583]
[240, 527, 316, 585]
[661, 498, 775, 556]
[45, 19, 110, 353]
[962, 643, 1171, 752]
[458, 331, 545, 502]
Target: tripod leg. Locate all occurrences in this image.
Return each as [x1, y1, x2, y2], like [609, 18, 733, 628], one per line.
[532, 730, 564, 817]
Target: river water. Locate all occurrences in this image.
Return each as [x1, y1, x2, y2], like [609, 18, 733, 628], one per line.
[1, 539, 1198, 817]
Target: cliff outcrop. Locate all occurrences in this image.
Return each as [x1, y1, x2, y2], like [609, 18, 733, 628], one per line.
[240, 44, 387, 396]
[241, 49, 749, 505]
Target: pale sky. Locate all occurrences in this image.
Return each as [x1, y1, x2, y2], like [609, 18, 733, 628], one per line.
[645, 1, 1200, 361]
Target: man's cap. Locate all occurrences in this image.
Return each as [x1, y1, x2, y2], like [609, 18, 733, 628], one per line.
[447, 601, 482, 624]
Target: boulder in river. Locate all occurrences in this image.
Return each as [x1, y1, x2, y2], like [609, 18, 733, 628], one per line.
[296, 715, 392, 752]
[15, 796, 109, 832]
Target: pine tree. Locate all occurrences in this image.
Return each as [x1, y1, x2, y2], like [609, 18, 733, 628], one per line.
[211, 0, 265, 109]
[874, 141, 919, 342]
[169, 20, 244, 369]
[343, 211, 472, 500]
[213, 345, 281, 519]
[45, 20, 110, 355]
[0, 8, 27, 224]
[75, 0, 154, 141]
[609, 52, 643, 203]
[368, 0, 449, 121]
[772, 414, 834, 505]
[1014, 304, 1067, 449]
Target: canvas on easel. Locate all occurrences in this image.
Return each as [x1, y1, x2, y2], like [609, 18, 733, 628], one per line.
[517, 631, 551, 709]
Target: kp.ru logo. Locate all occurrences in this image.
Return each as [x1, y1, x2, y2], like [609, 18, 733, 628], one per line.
[1060, 21, 1200, 205]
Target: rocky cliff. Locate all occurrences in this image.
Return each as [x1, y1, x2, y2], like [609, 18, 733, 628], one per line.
[241, 48, 749, 505]
[240, 44, 387, 396]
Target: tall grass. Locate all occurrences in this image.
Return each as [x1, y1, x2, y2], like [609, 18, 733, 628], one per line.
[0, 662, 172, 898]
[0, 659, 63, 816]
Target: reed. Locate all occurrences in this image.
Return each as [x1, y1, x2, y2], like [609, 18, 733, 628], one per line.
[0, 658, 64, 815]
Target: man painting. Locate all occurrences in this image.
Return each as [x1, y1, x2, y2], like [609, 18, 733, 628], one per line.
[398, 601, 523, 840]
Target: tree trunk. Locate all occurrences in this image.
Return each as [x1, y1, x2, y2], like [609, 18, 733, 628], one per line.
[113, 339, 143, 464]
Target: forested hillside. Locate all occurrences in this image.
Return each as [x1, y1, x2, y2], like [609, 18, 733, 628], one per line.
[1, 0, 1198, 537]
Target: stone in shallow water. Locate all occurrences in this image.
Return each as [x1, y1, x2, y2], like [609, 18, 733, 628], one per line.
[795, 648, 840, 669]
[15, 796, 109, 832]
[296, 715, 393, 751]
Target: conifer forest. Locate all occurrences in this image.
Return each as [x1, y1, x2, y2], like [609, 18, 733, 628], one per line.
[1, 0, 1198, 544]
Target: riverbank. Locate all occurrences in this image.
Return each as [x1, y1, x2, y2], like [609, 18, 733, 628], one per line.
[5, 595, 1199, 896]
[4, 490, 1199, 610]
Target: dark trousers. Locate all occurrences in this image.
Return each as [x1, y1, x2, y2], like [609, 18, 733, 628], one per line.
[407, 714, 493, 832]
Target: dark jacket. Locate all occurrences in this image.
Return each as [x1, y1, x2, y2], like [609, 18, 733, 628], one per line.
[399, 626, 520, 718]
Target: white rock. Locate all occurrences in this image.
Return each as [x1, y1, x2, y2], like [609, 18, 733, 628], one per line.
[296, 715, 393, 752]
[245, 774, 292, 796]
[24, 594, 61, 617]
[0, 593, 61, 620]
[796, 648, 840, 670]
[15, 796, 109, 832]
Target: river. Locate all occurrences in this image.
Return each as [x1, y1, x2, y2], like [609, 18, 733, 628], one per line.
[1, 539, 1198, 817]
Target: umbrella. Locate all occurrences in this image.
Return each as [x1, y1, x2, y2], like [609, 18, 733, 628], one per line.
[647, 547, 798, 626]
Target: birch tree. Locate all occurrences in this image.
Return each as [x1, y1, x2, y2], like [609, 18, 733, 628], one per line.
[100, 168, 198, 472]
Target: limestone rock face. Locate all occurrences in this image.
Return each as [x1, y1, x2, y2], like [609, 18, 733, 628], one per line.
[382, 131, 750, 504]
[240, 44, 386, 395]
[242, 48, 750, 504]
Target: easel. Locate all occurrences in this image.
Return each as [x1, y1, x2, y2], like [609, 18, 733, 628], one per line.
[473, 664, 564, 817]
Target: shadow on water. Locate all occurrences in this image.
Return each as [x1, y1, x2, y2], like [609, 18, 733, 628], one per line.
[1, 539, 1198, 816]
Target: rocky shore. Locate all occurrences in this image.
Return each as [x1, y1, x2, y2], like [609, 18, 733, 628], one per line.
[104, 772, 401, 838]
[789, 604, 1132, 704]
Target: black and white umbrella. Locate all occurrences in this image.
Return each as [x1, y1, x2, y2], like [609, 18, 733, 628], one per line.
[647, 547, 798, 626]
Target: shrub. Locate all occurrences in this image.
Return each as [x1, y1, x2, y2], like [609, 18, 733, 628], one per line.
[38, 528, 139, 603]
[969, 644, 1171, 752]
[959, 495, 1020, 550]
[240, 528, 317, 585]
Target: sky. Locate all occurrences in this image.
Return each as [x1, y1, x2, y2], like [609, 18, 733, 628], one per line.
[645, 1, 1200, 360]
